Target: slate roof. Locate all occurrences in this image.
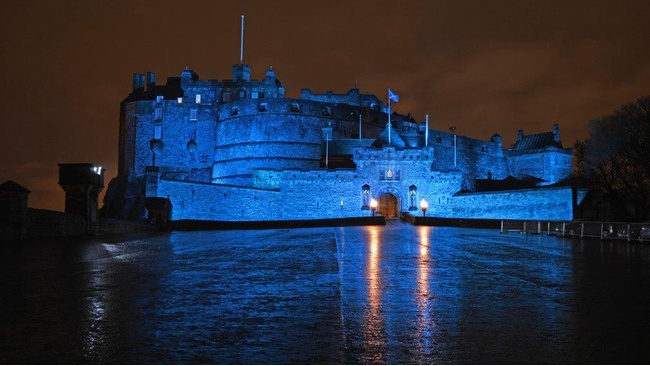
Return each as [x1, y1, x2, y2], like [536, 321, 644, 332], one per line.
[510, 131, 563, 151]
[0, 180, 31, 193]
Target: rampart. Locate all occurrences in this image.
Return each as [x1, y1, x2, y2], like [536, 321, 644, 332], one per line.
[445, 187, 574, 221]
[157, 179, 282, 221]
[212, 98, 386, 184]
[0, 209, 86, 241]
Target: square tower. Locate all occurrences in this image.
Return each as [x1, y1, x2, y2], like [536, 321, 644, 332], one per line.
[58, 163, 105, 233]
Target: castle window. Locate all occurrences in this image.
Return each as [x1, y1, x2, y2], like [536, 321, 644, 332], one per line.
[195, 94, 201, 104]
[435, 136, 442, 143]
[156, 95, 163, 103]
[409, 185, 417, 211]
[154, 125, 162, 139]
[322, 107, 331, 116]
[190, 109, 198, 121]
[259, 92, 265, 98]
[177, 97, 183, 104]
[222, 91, 231, 102]
[361, 184, 370, 209]
[238, 91, 245, 99]
[251, 91, 259, 99]
[290, 103, 300, 112]
[259, 103, 268, 112]
[154, 107, 163, 121]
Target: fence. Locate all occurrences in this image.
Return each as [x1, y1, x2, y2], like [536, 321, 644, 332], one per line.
[500, 220, 650, 243]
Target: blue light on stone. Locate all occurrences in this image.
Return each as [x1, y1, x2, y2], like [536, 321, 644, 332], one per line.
[112, 64, 574, 222]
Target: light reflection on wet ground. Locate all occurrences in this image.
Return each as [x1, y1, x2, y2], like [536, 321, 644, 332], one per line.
[2, 222, 650, 363]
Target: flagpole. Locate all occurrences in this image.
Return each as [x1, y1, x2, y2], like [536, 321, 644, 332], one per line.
[388, 89, 391, 145]
[425, 114, 429, 147]
[240, 15, 245, 64]
[359, 113, 362, 141]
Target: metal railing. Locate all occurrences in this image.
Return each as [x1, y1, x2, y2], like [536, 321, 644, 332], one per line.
[500, 220, 650, 242]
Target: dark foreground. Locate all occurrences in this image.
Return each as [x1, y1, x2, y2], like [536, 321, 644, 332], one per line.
[2, 222, 650, 364]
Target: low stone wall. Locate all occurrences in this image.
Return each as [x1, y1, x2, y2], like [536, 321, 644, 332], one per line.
[401, 212, 501, 228]
[24, 209, 87, 239]
[171, 216, 386, 231]
[0, 209, 87, 241]
[443, 186, 574, 221]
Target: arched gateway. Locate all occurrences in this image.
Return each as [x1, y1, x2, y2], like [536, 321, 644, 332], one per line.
[379, 193, 399, 218]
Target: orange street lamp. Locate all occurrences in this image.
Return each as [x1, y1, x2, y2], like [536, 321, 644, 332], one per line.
[420, 198, 429, 217]
[370, 199, 378, 216]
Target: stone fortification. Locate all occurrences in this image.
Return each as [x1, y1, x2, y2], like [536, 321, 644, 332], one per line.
[108, 61, 575, 222]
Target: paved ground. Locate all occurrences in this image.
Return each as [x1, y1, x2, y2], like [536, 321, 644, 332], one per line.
[2, 222, 650, 363]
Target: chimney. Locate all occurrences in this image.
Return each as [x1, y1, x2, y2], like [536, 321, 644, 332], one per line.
[132, 73, 145, 92]
[145, 71, 156, 91]
[552, 123, 560, 142]
[517, 129, 524, 141]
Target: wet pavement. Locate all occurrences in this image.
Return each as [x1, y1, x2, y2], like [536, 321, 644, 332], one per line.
[2, 221, 650, 364]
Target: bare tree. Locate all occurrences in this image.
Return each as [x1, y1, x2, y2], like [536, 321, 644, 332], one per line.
[575, 96, 650, 221]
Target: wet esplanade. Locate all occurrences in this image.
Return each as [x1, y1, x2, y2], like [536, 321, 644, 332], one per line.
[2, 222, 650, 364]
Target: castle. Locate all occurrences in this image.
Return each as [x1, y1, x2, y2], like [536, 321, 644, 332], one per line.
[102, 62, 575, 222]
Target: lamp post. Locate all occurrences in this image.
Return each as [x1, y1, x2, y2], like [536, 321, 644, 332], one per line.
[420, 198, 428, 217]
[370, 198, 378, 217]
[322, 122, 332, 169]
[449, 126, 457, 168]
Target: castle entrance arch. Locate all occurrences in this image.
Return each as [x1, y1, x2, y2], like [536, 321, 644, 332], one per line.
[379, 193, 399, 218]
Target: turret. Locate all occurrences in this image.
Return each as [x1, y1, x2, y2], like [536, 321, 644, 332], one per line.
[180, 67, 192, 85]
[232, 64, 251, 82]
[264, 66, 276, 84]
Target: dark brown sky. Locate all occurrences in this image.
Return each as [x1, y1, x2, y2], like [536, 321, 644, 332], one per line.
[1, 0, 649, 211]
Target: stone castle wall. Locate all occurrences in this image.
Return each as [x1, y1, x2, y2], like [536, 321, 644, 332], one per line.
[158, 179, 282, 221]
[212, 98, 386, 184]
[117, 66, 575, 224]
[508, 148, 573, 184]
[130, 98, 217, 178]
[429, 130, 508, 188]
[447, 187, 574, 221]
[155, 168, 573, 221]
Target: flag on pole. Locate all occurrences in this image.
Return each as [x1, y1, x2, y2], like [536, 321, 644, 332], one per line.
[388, 89, 399, 102]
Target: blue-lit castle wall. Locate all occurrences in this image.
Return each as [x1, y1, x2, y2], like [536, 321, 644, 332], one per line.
[107, 63, 575, 222]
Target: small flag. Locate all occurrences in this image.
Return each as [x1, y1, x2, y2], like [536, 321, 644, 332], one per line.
[388, 89, 399, 102]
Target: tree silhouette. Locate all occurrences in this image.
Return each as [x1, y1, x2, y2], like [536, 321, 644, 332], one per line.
[575, 96, 650, 220]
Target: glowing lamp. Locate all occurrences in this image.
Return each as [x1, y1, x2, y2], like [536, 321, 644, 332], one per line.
[370, 199, 378, 216]
[420, 198, 429, 217]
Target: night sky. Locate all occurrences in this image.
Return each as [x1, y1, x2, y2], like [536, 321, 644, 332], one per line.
[1, 0, 648, 211]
